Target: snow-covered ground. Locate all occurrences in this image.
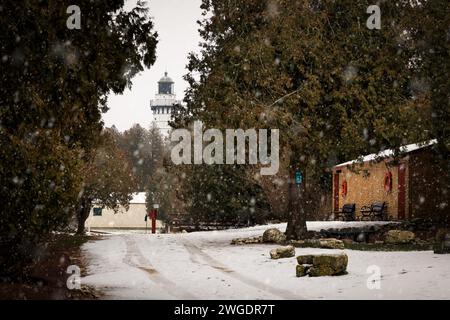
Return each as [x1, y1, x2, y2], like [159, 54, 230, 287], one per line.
[81, 222, 450, 300]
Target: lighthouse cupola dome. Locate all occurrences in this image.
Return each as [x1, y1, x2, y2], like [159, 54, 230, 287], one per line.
[158, 72, 174, 94]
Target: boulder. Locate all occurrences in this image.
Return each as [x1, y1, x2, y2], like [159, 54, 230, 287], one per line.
[247, 236, 263, 244]
[318, 238, 345, 249]
[296, 264, 312, 277]
[231, 238, 245, 245]
[270, 245, 295, 259]
[342, 239, 354, 245]
[295, 253, 348, 277]
[304, 239, 321, 247]
[309, 265, 338, 277]
[308, 253, 348, 277]
[385, 230, 415, 244]
[296, 254, 314, 265]
[313, 253, 348, 269]
[356, 232, 367, 243]
[297, 238, 344, 249]
[263, 228, 286, 244]
[289, 240, 306, 247]
[231, 236, 262, 245]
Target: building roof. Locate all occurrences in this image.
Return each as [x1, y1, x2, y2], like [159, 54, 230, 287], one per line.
[334, 139, 437, 168]
[158, 72, 174, 83]
[130, 192, 146, 204]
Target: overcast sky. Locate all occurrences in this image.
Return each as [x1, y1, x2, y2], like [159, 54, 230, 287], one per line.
[102, 0, 203, 132]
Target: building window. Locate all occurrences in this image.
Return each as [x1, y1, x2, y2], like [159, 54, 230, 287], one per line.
[93, 207, 102, 216]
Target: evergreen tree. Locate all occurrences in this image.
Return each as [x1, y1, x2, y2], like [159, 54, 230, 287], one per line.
[406, 0, 450, 159]
[144, 123, 171, 223]
[0, 0, 157, 271]
[177, 0, 431, 238]
[119, 124, 154, 190]
[181, 164, 272, 227]
[402, 0, 450, 222]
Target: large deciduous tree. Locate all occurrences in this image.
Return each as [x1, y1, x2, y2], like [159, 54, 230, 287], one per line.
[76, 130, 137, 234]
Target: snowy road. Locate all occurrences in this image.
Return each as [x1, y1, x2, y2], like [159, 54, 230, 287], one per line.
[81, 223, 450, 299]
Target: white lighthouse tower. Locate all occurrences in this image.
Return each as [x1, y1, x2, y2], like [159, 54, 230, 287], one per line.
[150, 72, 181, 136]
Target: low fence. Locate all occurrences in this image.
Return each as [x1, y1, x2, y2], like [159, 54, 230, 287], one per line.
[169, 216, 250, 233]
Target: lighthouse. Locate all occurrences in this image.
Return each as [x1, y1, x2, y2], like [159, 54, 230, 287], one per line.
[150, 72, 181, 136]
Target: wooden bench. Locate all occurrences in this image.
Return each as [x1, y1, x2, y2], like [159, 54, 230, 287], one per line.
[335, 203, 356, 221]
[360, 201, 387, 221]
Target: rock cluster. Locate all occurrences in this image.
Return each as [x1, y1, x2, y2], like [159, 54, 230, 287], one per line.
[318, 223, 399, 243]
[296, 253, 348, 277]
[289, 238, 344, 249]
[269, 245, 295, 259]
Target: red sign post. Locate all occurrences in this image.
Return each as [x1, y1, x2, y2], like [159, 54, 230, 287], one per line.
[150, 209, 157, 234]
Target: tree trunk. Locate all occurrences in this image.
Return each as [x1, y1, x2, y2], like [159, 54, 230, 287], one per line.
[285, 169, 308, 240]
[76, 196, 92, 235]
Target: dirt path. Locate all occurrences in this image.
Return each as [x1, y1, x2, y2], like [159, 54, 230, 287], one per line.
[122, 236, 197, 299]
[180, 239, 302, 299]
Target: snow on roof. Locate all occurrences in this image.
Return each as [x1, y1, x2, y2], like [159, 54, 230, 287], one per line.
[334, 139, 437, 168]
[130, 192, 146, 204]
[92, 192, 146, 205]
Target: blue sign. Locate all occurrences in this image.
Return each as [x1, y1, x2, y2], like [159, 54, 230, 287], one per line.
[295, 170, 303, 185]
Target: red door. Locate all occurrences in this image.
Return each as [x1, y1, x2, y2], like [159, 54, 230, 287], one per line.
[398, 164, 406, 220]
[333, 173, 340, 212]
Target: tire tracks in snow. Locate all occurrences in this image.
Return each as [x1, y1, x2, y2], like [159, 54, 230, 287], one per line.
[181, 238, 302, 299]
[122, 235, 197, 299]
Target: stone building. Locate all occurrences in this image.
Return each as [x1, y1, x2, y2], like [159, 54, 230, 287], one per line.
[332, 140, 448, 221]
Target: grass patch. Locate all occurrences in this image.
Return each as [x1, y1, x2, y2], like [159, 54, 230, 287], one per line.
[0, 232, 102, 299]
[48, 233, 92, 250]
[292, 241, 434, 251]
